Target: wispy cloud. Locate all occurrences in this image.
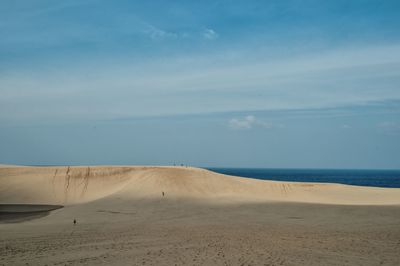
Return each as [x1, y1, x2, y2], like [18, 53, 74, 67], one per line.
[142, 25, 219, 41]
[137, 22, 220, 41]
[378, 121, 400, 135]
[1, 0, 400, 125]
[202, 28, 218, 40]
[229, 115, 273, 130]
[1, 44, 400, 125]
[229, 115, 256, 129]
[142, 23, 178, 40]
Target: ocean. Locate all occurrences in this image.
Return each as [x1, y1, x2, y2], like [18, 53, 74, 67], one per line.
[208, 168, 400, 188]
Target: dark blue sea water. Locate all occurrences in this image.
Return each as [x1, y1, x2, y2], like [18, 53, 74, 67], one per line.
[208, 168, 400, 188]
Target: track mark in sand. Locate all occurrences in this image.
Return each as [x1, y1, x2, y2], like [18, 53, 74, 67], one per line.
[52, 169, 58, 197]
[280, 184, 287, 195]
[65, 166, 71, 189]
[287, 216, 303, 220]
[280, 183, 293, 195]
[80, 167, 90, 198]
[97, 210, 136, 215]
[53, 169, 58, 182]
[64, 166, 71, 201]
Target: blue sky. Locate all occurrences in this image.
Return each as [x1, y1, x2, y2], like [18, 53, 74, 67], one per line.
[1, 0, 400, 168]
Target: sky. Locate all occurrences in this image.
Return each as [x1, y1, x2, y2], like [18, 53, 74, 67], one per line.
[1, 0, 400, 169]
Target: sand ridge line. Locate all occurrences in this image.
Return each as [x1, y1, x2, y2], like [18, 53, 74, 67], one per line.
[0, 165, 399, 206]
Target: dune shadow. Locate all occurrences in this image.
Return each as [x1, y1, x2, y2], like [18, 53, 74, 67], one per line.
[0, 204, 63, 223]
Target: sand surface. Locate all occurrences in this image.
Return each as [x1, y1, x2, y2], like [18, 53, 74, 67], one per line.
[1, 165, 400, 265]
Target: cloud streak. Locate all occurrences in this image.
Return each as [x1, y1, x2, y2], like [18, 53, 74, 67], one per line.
[1, 43, 399, 125]
[141, 23, 178, 40]
[229, 115, 256, 129]
[202, 28, 218, 40]
[378, 121, 400, 135]
[1, 1, 400, 126]
[229, 115, 274, 130]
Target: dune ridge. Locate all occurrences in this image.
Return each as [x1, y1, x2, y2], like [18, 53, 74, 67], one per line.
[0, 165, 399, 206]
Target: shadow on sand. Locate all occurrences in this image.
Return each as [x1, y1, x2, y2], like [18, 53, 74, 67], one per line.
[0, 204, 63, 223]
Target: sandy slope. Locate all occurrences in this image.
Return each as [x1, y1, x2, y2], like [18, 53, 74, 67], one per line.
[0, 165, 399, 205]
[1, 165, 400, 266]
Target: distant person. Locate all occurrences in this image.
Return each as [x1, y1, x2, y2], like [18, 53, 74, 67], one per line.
[162, 191, 165, 197]
[73, 219, 77, 225]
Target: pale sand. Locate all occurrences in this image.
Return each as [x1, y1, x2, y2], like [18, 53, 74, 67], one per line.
[1, 166, 400, 265]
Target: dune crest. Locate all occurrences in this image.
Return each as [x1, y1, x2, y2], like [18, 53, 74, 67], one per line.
[0, 165, 399, 205]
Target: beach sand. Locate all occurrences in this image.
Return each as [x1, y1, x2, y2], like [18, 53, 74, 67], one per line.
[1, 165, 400, 265]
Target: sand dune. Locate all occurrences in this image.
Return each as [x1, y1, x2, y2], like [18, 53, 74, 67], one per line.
[1, 165, 399, 205]
[2, 165, 400, 265]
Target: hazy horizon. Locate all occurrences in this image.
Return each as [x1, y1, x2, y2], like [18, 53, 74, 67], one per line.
[5, 164, 400, 171]
[1, 1, 400, 169]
